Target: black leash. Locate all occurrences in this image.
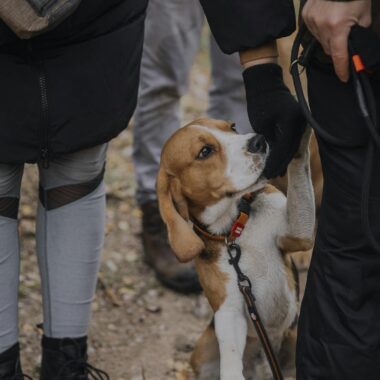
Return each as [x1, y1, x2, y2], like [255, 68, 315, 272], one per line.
[226, 240, 284, 380]
[290, 24, 380, 252]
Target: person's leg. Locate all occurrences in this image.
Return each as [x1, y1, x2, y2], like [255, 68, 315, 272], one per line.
[133, 0, 204, 205]
[297, 67, 380, 380]
[36, 145, 107, 379]
[133, 0, 204, 293]
[0, 164, 23, 354]
[0, 164, 26, 378]
[208, 36, 251, 134]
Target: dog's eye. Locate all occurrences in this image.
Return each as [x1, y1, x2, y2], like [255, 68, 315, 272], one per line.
[197, 145, 214, 160]
[230, 123, 237, 132]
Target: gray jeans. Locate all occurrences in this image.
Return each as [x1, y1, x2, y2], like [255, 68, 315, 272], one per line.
[133, 0, 251, 206]
[0, 145, 107, 354]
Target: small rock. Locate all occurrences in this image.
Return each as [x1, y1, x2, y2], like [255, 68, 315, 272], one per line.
[125, 251, 138, 263]
[174, 335, 194, 353]
[118, 221, 129, 231]
[105, 260, 117, 273]
[146, 288, 163, 298]
[130, 377, 143, 380]
[145, 304, 162, 313]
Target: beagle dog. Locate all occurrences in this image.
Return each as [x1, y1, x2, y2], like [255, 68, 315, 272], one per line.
[157, 118, 315, 380]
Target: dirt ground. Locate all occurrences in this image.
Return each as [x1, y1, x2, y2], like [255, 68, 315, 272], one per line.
[17, 31, 306, 380]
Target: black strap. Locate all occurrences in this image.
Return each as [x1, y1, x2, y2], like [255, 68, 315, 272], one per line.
[39, 166, 105, 210]
[238, 195, 253, 215]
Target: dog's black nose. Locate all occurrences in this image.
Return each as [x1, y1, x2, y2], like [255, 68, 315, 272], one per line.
[247, 134, 267, 154]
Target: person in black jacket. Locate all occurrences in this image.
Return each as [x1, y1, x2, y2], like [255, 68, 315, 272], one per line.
[204, 0, 379, 379]
[0, 1, 149, 379]
[297, 1, 380, 380]
[0, 0, 306, 379]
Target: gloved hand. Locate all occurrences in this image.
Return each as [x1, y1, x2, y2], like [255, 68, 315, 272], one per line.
[243, 63, 306, 178]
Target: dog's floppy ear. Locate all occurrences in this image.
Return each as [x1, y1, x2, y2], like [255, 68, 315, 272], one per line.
[157, 166, 205, 263]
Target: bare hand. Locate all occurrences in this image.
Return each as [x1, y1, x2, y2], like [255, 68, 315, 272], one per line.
[302, 0, 372, 82]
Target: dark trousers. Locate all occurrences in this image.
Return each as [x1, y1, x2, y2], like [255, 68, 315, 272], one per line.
[296, 66, 380, 379]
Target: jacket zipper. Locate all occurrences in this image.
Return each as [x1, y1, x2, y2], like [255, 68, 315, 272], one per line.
[26, 41, 50, 168]
[38, 62, 50, 169]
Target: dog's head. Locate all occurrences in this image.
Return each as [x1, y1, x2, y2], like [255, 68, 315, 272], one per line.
[157, 118, 269, 262]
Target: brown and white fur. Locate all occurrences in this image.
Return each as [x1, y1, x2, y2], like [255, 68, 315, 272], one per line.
[157, 119, 315, 380]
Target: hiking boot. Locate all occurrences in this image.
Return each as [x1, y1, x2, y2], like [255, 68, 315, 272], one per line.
[0, 343, 32, 380]
[141, 200, 201, 293]
[40, 336, 108, 380]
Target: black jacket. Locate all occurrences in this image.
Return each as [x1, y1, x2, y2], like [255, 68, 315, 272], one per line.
[0, 0, 295, 164]
[0, 0, 148, 164]
[200, 0, 296, 54]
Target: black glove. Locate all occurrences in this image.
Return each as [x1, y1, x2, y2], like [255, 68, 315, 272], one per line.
[243, 63, 306, 178]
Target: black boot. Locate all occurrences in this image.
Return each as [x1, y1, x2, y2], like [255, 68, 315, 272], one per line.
[0, 343, 32, 380]
[40, 336, 109, 380]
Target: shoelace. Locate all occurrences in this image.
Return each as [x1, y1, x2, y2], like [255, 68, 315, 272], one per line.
[56, 359, 109, 380]
[84, 363, 109, 380]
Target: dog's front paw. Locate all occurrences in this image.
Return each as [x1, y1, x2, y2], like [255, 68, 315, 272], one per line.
[293, 126, 312, 160]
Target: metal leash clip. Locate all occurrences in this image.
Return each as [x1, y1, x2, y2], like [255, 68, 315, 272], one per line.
[225, 239, 253, 289]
